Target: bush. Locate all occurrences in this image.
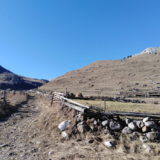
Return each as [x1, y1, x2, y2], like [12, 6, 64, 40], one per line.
[127, 55, 132, 59]
[69, 92, 75, 98]
[76, 92, 83, 99]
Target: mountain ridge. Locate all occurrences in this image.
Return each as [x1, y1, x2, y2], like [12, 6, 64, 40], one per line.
[0, 65, 48, 90]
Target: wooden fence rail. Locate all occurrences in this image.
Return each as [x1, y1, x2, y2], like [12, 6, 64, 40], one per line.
[53, 92, 160, 119]
[36, 91, 160, 119]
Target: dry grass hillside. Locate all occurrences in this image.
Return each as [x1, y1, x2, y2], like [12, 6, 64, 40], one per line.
[41, 48, 160, 97]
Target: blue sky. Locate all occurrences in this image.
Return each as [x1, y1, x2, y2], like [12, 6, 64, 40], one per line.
[0, 0, 160, 80]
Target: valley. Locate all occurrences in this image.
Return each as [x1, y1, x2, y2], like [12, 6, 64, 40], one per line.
[1, 48, 160, 160]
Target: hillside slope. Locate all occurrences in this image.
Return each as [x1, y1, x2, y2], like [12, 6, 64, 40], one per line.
[0, 65, 48, 90]
[41, 47, 160, 97]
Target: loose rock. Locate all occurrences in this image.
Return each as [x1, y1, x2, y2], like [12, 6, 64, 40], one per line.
[122, 127, 132, 134]
[142, 144, 153, 153]
[102, 120, 109, 127]
[61, 131, 69, 139]
[109, 121, 122, 131]
[58, 120, 70, 131]
[93, 120, 98, 125]
[144, 121, 156, 128]
[103, 140, 116, 148]
[142, 126, 149, 133]
[125, 118, 132, 125]
[136, 121, 144, 129]
[143, 117, 150, 123]
[140, 136, 148, 143]
[128, 122, 137, 131]
[146, 132, 157, 141]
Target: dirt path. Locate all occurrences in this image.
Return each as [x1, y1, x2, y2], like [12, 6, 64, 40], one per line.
[0, 98, 46, 160]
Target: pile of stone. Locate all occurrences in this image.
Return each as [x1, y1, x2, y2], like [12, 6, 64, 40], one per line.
[122, 117, 159, 141]
[58, 113, 160, 142]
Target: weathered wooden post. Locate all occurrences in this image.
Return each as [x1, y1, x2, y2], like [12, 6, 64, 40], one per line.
[3, 90, 7, 106]
[65, 88, 68, 97]
[104, 100, 107, 111]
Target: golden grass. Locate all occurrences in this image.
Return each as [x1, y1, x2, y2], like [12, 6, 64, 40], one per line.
[75, 99, 160, 113]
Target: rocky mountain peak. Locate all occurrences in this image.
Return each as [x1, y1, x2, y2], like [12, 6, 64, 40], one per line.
[133, 47, 160, 57]
[141, 47, 160, 55]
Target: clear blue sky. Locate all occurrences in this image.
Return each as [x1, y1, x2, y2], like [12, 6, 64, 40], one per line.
[0, 0, 160, 80]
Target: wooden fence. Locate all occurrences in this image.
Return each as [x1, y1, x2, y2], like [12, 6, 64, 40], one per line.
[54, 92, 160, 119]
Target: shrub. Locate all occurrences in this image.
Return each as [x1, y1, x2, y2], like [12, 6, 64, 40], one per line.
[76, 92, 83, 99]
[69, 92, 75, 99]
